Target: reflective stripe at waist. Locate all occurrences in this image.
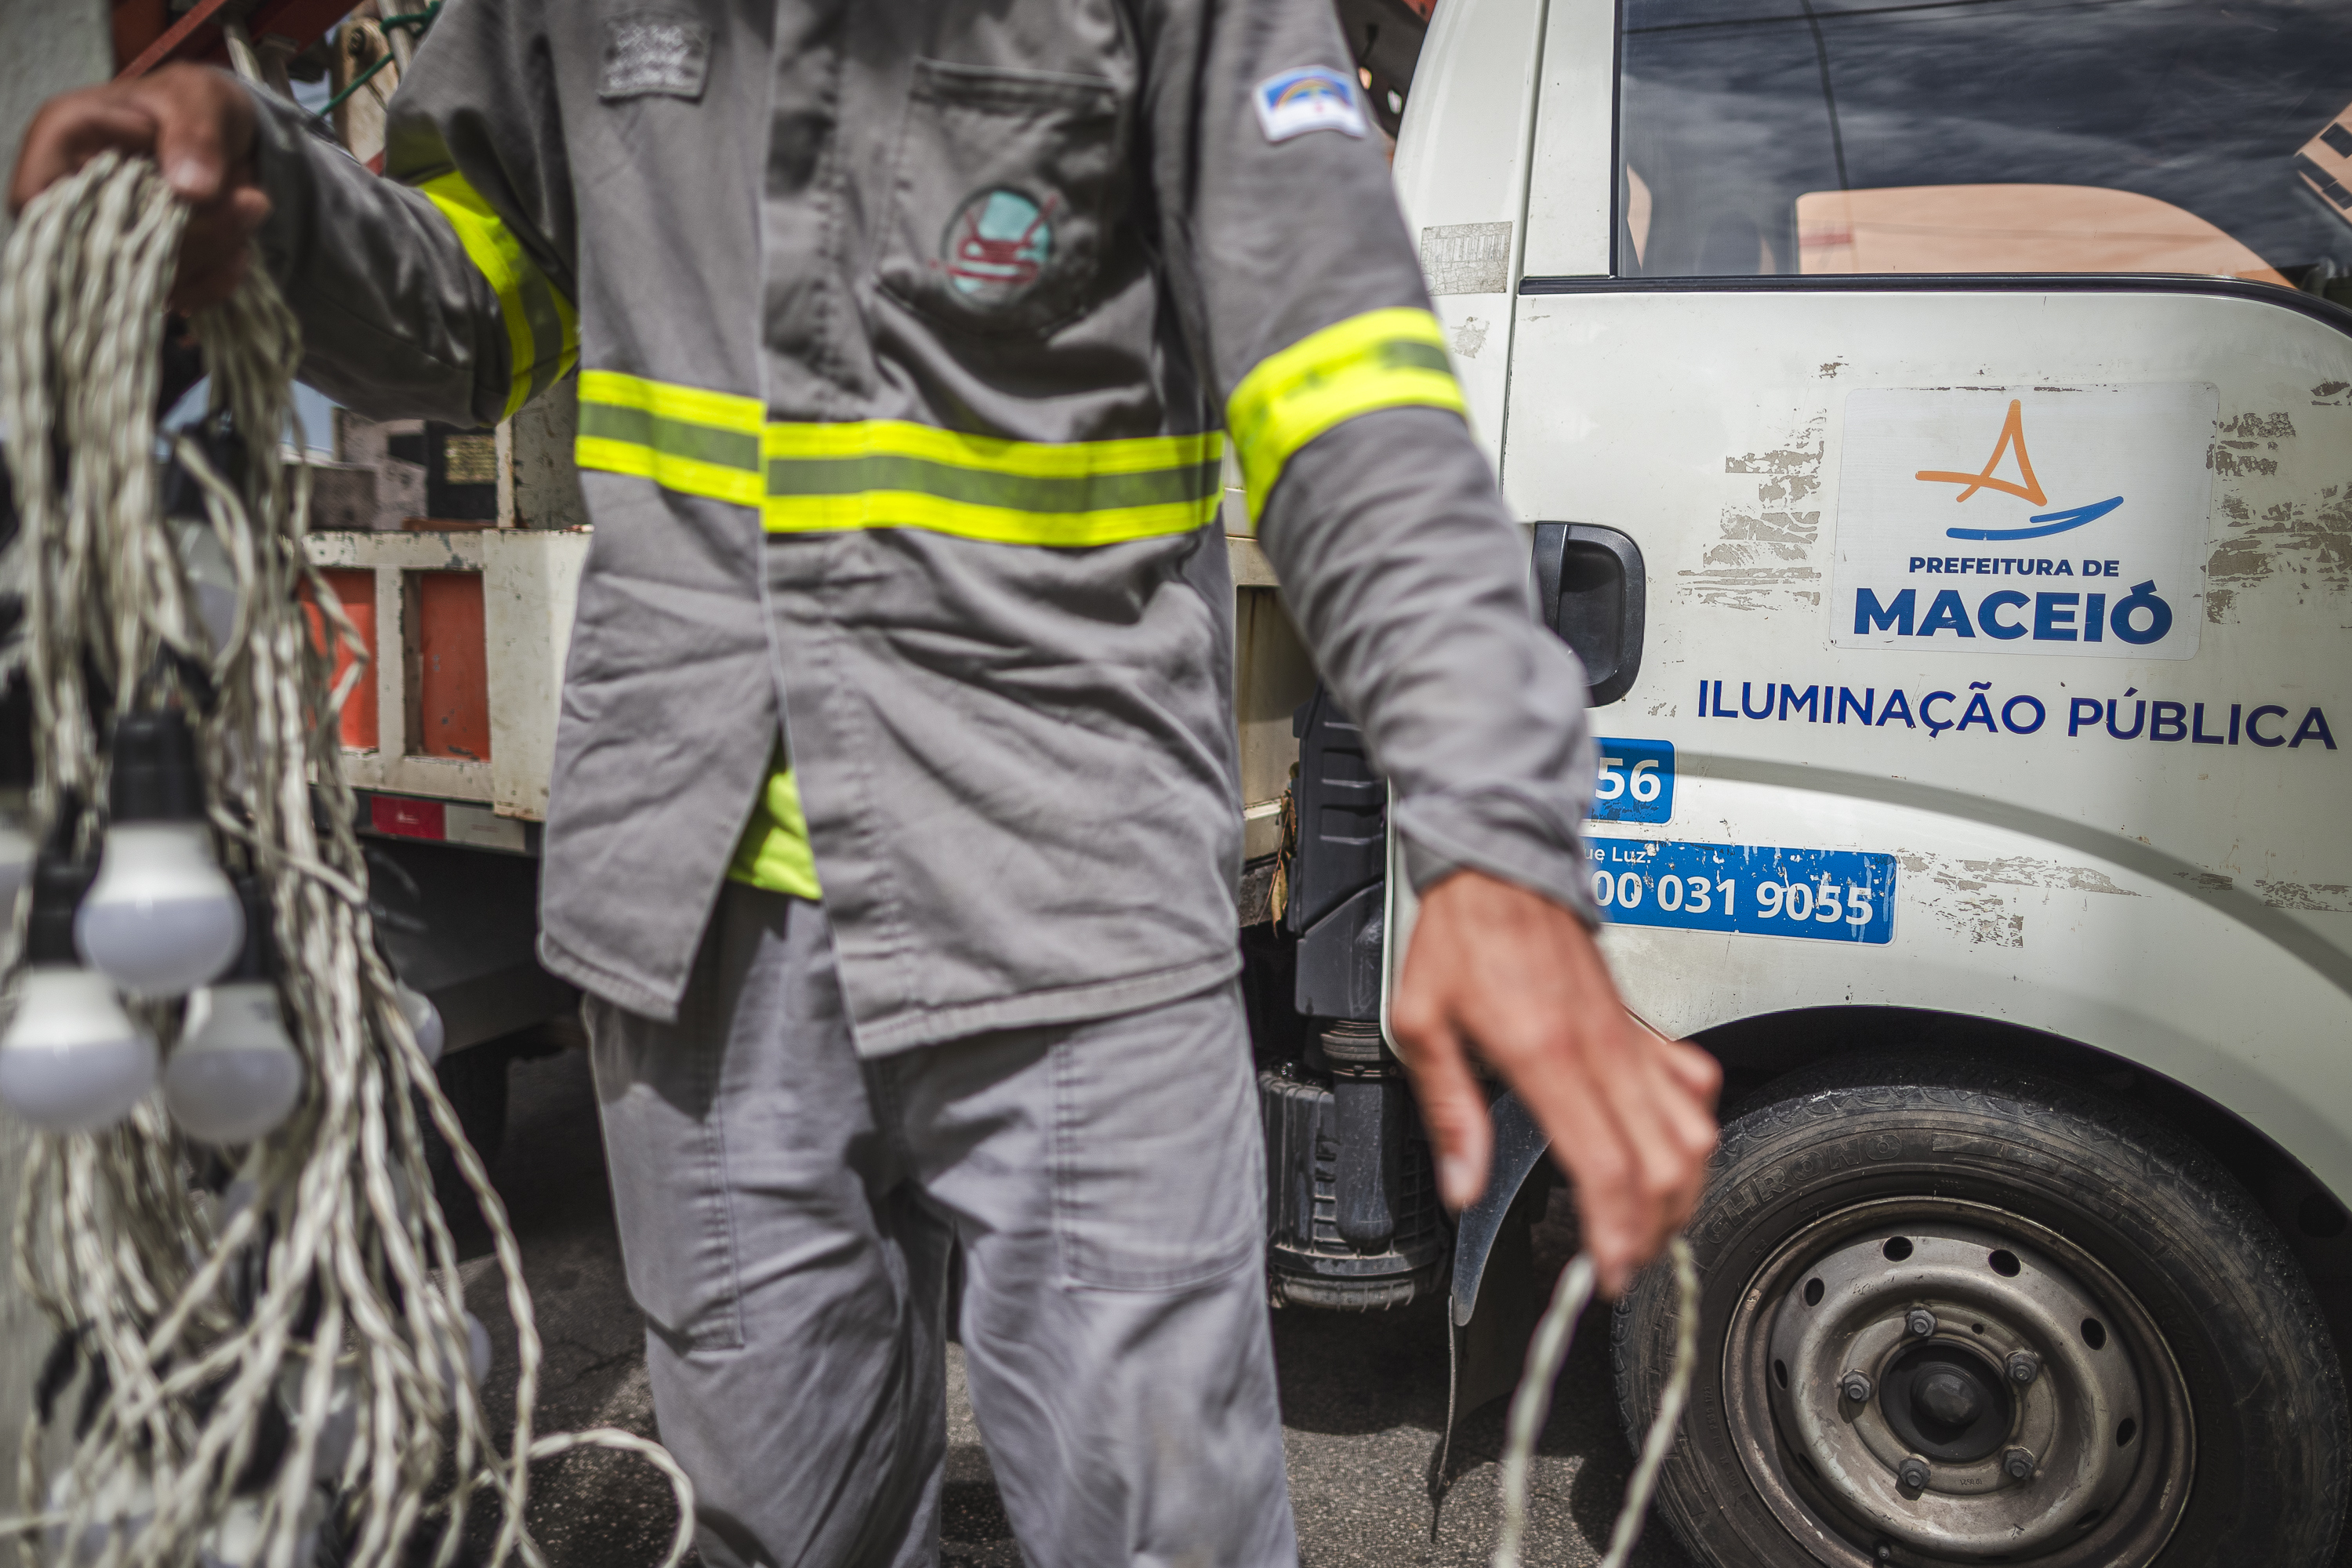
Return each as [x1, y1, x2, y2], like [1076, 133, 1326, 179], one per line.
[575, 369, 1224, 546]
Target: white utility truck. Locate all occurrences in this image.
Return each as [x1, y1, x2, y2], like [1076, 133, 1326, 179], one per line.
[208, 2, 2352, 1561]
[1384, 0, 2352, 1563]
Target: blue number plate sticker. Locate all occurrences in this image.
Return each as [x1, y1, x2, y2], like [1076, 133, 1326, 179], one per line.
[1590, 738, 1675, 824]
[1588, 840, 1896, 944]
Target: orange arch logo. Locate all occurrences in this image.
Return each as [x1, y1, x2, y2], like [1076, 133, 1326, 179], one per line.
[1916, 399, 2121, 541]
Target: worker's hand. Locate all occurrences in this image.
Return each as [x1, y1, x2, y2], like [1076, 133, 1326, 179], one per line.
[9, 64, 267, 314]
[1388, 869, 1721, 1298]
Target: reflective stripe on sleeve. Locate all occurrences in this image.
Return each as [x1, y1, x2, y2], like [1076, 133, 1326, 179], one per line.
[1225, 307, 1468, 521]
[416, 172, 579, 419]
[573, 370, 1222, 546]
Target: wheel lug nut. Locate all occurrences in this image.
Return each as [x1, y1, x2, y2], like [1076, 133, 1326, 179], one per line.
[1897, 1454, 1931, 1490]
[1841, 1371, 1874, 1403]
[1904, 1307, 1937, 1338]
[2005, 1350, 2041, 1385]
[2003, 1446, 2037, 1482]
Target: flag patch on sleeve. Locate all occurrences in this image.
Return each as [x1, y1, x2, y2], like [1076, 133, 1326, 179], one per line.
[1252, 67, 1369, 143]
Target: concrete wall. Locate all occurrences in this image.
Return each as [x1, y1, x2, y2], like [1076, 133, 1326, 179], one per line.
[0, 0, 114, 1510]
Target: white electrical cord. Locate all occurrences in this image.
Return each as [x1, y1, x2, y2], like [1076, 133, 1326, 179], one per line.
[0, 152, 692, 1568]
[1490, 1237, 1698, 1568]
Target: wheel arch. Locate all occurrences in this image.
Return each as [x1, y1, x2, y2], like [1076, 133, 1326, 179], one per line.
[1450, 1004, 2349, 1319]
[1444, 1003, 2351, 1433]
[1692, 1004, 2350, 1266]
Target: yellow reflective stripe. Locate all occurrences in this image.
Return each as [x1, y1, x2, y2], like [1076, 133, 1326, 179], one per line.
[572, 435, 766, 506]
[572, 372, 1224, 546]
[578, 369, 764, 436]
[575, 369, 767, 504]
[1226, 307, 1467, 521]
[760, 492, 1216, 546]
[761, 420, 1221, 545]
[417, 171, 579, 419]
[760, 422, 1220, 477]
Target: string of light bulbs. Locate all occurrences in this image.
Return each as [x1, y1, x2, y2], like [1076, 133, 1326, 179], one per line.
[0, 152, 691, 1568]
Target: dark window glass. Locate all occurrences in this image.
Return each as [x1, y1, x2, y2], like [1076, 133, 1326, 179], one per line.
[1617, 0, 2352, 298]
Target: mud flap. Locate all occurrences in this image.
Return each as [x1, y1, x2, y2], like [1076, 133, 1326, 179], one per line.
[1427, 1089, 1557, 1534]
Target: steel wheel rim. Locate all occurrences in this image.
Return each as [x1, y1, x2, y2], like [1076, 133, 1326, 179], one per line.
[1720, 1197, 2194, 1566]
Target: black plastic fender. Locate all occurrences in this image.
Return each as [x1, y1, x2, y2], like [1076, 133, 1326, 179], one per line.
[1448, 1090, 1554, 1330]
[1427, 1090, 1558, 1527]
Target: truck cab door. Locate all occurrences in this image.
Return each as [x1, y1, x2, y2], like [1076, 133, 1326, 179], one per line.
[1485, 0, 2352, 1207]
[1427, 4, 2352, 1562]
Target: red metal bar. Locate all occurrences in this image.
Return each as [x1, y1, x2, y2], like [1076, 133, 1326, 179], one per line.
[116, 0, 237, 81]
[116, 0, 358, 81]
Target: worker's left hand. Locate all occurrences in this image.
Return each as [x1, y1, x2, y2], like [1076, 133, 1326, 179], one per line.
[1388, 868, 1720, 1298]
[9, 64, 267, 314]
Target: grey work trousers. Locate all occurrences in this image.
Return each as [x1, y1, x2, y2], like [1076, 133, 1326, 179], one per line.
[585, 884, 1298, 1568]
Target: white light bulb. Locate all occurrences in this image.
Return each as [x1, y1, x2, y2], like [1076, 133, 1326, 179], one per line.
[76, 821, 244, 998]
[45, 1465, 153, 1567]
[0, 967, 157, 1132]
[434, 1312, 494, 1400]
[394, 979, 445, 1066]
[165, 980, 303, 1145]
[198, 1491, 320, 1568]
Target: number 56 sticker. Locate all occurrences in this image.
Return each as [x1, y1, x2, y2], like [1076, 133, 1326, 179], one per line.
[1587, 840, 1896, 944]
[1590, 738, 1674, 824]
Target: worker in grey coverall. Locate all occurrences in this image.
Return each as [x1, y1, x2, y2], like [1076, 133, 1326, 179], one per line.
[17, 4, 1721, 1563]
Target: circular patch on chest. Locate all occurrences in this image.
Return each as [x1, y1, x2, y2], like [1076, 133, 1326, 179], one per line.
[939, 187, 1057, 307]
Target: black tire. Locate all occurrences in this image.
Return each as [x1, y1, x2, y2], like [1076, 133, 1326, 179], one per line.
[1613, 1053, 2348, 1568]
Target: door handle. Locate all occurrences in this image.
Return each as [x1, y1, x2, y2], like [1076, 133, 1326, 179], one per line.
[1532, 522, 1646, 707]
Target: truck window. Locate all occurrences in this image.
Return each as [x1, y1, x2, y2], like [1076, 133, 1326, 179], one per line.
[1616, 0, 2352, 299]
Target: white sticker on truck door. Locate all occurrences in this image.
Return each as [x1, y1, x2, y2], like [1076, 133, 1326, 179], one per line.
[1831, 384, 2216, 660]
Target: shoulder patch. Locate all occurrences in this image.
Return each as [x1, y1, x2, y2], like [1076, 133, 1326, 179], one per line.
[1252, 67, 1368, 144]
[599, 14, 713, 102]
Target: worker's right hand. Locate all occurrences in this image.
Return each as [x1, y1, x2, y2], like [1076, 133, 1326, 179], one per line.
[9, 64, 266, 314]
[1388, 868, 1721, 1298]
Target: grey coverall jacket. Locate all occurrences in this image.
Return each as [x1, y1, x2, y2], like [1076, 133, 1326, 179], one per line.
[248, 0, 1597, 1051]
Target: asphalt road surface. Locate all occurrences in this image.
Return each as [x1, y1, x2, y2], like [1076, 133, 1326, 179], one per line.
[445, 1041, 1693, 1568]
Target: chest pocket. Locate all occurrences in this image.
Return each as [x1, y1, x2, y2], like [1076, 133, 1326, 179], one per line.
[879, 60, 1126, 337]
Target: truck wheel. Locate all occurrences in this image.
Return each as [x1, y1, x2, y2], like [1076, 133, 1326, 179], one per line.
[1613, 1054, 2348, 1568]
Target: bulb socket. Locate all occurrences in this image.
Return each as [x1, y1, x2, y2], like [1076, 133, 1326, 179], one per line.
[107, 710, 205, 824]
[0, 680, 32, 792]
[25, 852, 94, 966]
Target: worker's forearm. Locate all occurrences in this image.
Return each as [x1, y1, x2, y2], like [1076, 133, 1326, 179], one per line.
[243, 87, 507, 426]
[1258, 406, 1600, 923]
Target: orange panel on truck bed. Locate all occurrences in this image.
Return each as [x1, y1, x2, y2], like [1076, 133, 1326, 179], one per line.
[302, 568, 379, 750]
[412, 570, 491, 762]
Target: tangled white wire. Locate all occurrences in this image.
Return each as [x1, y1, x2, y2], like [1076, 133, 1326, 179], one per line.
[1490, 1237, 1698, 1568]
[0, 154, 692, 1568]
